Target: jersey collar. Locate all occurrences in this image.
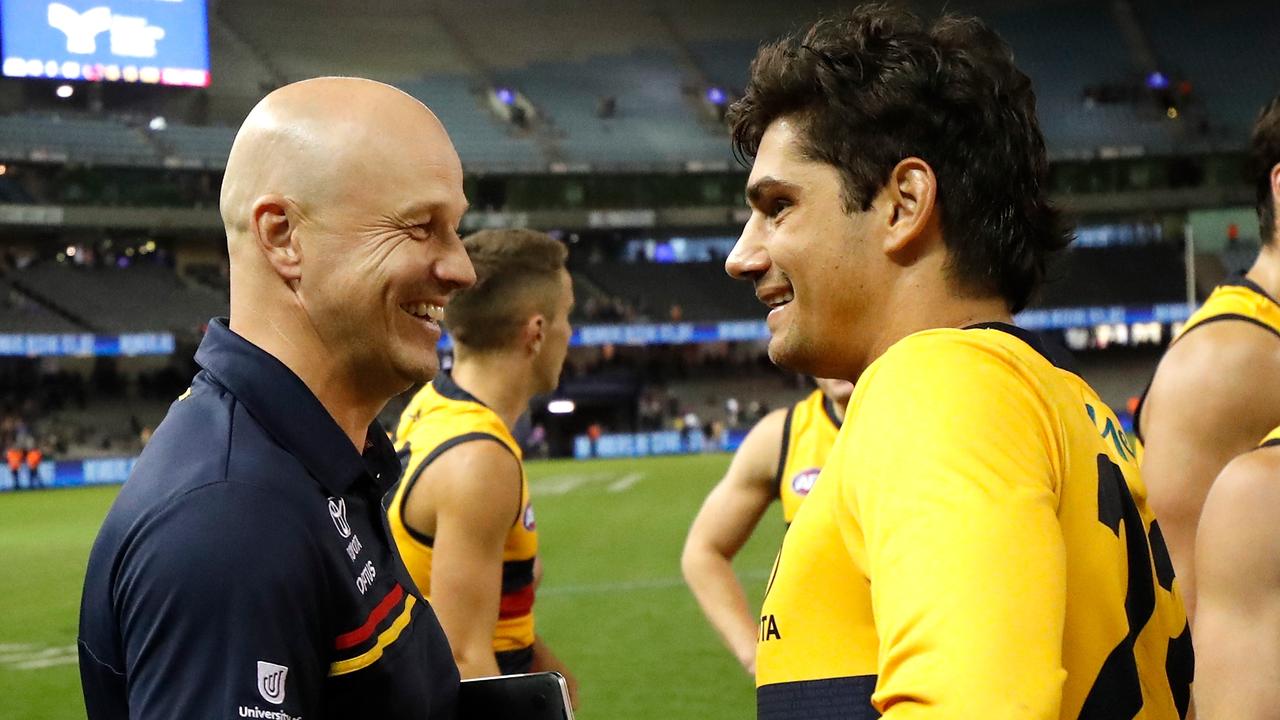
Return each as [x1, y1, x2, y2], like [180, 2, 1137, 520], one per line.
[432, 371, 488, 407]
[964, 321, 1081, 375]
[194, 318, 400, 496]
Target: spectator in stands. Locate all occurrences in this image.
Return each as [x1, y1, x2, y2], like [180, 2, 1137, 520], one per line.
[5, 445, 22, 489]
[79, 77, 474, 719]
[24, 445, 43, 489]
[526, 423, 550, 459]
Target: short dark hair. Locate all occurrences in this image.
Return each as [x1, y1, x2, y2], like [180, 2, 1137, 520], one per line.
[446, 229, 568, 351]
[1251, 95, 1280, 245]
[728, 3, 1069, 312]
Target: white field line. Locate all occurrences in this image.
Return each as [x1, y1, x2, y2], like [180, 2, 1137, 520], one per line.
[606, 472, 645, 493]
[533, 471, 628, 497]
[0, 644, 77, 671]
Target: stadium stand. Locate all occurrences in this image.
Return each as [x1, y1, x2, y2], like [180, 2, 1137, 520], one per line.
[0, 114, 157, 166]
[11, 262, 226, 335]
[498, 50, 732, 168]
[400, 77, 545, 170]
[154, 123, 237, 169]
[575, 260, 760, 321]
[0, 277, 84, 333]
[1038, 244, 1187, 307]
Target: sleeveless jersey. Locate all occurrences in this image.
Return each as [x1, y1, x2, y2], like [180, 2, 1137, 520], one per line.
[388, 373, 538, 673]
[1135, 277, 1280, 445]
[777, 389, 842, 524]
[756, 323, 1191, 720]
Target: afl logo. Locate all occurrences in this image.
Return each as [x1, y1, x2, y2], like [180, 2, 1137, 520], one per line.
[791, 468, 820, 496]
[522, 504, 536, 531]
[328, 497, 352, 538]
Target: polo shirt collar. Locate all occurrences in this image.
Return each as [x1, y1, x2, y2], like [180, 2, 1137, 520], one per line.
[194, 318, 400, 495]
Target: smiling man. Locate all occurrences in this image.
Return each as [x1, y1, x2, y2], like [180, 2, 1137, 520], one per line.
[725, 7, 1191, 719]
[78, 78, 476, 719]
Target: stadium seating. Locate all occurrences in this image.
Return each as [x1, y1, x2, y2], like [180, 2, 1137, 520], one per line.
[156, 124, 237, 168]
[0, 114, 157, 166]
[0, 277, 85, 333]
[11, 262, 227, 334]
[1038, 244, 1187, 307]
[399, 77, 545, 171]
[498, 50, 732, 168]
[575, 261, 759, 321]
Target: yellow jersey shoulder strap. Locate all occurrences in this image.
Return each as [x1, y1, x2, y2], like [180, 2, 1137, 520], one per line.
[392, 374, 524, 538]
[1134, 278, 1280, 443]
[1176, 278, 1280, 342]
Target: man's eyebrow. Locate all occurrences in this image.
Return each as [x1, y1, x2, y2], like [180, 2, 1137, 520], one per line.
[397, 199, 470, 222]
[746, 176, 800, 205]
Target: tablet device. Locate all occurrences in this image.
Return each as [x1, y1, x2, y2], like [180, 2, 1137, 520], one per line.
[457, 671, 574, 720]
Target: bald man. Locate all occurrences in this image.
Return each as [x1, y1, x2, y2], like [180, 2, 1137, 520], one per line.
[78, 78, 476, 719]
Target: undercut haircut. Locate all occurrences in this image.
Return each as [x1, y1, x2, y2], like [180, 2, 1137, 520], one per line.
[729, 3, 1070, 312]
[445, 229, 568, 351]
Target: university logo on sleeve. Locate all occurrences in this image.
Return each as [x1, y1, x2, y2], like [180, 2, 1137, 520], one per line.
[256, 661, 289, 705]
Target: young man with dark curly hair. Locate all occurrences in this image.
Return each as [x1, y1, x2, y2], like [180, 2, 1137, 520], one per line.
[724, 5, 1192, 718]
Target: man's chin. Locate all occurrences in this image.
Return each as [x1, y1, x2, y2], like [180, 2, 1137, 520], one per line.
[767, 335, 825, 376]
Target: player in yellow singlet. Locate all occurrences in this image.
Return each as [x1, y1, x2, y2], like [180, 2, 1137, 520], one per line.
[724, 6, 1190, 717]
[1138, 95, 1280, 619]
[1194, 426, 1280, 719]
[682, 377, 852, 674]
[386, 229, 578, 706]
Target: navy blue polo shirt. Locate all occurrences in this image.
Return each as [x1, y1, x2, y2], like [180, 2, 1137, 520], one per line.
[79, 318, 459, 719]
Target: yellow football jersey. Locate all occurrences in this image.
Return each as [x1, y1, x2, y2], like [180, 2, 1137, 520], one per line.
[1135, 278, 1280, 446]
[778, 389, 842, 524]
[387, 373, 538, 673]
[756, 323, 1191, 719]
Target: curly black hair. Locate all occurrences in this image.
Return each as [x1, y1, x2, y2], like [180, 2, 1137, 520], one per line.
[728, 3, 1069, 313]
[1251, 95, 1280, 245]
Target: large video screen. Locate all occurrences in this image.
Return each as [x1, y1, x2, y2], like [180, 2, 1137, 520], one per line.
[1, 0, 209, 87]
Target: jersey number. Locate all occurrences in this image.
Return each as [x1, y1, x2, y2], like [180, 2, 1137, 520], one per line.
[1079, 454, 1192, 719]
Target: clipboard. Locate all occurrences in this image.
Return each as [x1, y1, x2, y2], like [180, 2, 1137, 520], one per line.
[457, 671, 575, 720]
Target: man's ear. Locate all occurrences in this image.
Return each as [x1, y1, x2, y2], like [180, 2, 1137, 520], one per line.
[880, 157, 939, 259]
[251, 194, 301, 284]
[525, 315, 546, 356]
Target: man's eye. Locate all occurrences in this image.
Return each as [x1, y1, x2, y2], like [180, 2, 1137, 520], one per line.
[768, 199, 792, 217]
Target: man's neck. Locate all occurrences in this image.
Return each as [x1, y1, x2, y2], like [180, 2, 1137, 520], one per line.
[450, 352, 537, 430]
[1246, 243, 1280, 300]
[858, 291, 1014, 377]
[230, 299, 384, 452]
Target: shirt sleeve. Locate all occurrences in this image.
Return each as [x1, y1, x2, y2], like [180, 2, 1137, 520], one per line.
[845, 333, 1068, 719]
[112, 481, 331, 719]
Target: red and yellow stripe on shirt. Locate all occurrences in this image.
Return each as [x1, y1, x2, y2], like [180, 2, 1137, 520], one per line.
[388, 374, 538, 659]
[328, 583, 418, 676]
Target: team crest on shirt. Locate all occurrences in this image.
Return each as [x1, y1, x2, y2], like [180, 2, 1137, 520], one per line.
[522, 504, 536, 531]
[791, 468, 820, 496]
[256, 660, 288, 704]
[328, 497, 352, 538]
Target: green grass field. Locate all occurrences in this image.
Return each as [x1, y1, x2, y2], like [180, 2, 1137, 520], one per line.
[0, 453, 782, 719]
